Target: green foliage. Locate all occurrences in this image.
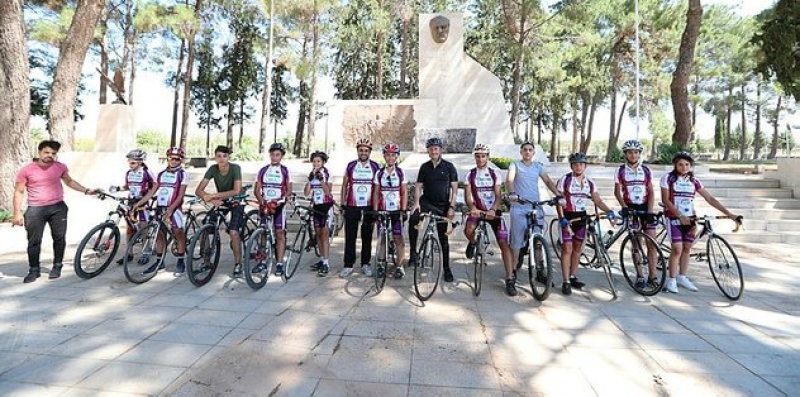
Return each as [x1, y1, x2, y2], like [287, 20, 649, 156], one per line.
[0, 209, 11, 223]
[136, 129, 169, 154]
[489, 157, 514, 170]
[607, 147, 624, 163]
[231, 136, 262, 161]
[753, 0, 800, 101]
[656, 143, 686, 164]
[74, 138, 94, 152]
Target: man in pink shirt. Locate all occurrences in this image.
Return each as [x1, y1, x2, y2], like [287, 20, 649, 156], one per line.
[13, 140, 98, 283]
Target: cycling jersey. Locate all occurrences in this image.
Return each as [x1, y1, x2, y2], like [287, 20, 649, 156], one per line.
[344, 160, 380, 207]
[374, 166, 405, 211]
[125, 166, 155, 199]
[257, 164, 291, 201]
[155, 167, 188, 207]
[614, 164, 652, 205]
[465, 167, 500, 211]
[308, 167, 334, 205]
[556, 173, 596, 213]
[660, 172, 703, 218]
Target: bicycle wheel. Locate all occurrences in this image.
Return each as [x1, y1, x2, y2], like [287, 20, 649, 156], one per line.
[548, 218, 562, 260]
[706, 235, 743, 300]
[186, 224, 221, 287]
[619, 231, 667, 296]
[244, 209, 260, 241]
[655, 224, 672, 257]
[326, 206, 338, 240]
[74, 222, 121, 279]
[590, 230, 617, 299]
[472, 231, 486, 297]
[413, 235, 442, 302]
[528, 235, 553, 301]
[244, 228, 272, 290]
[373, 233, 388, 294]
[283, 226, 307, 281]
[123, 224, 161, 284]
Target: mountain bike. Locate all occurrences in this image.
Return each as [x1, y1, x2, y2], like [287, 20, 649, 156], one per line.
[466, 211, 494, 297]
[369, 209, 404, 294]
[122, 207, 189, 284]
[73, 191, 140, 279]
[510, 195, 560, 301]
[283, 196, 334, 281]
[243, 201, 282, 290]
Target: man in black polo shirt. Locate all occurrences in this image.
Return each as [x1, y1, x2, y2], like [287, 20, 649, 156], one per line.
[409, 137, 459, 282]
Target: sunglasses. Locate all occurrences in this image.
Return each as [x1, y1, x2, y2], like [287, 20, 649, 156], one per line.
[168, 157, 182, 161]
[128, 161, 140, 165]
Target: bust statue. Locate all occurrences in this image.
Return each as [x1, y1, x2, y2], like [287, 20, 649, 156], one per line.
[429, 15, 450, 44]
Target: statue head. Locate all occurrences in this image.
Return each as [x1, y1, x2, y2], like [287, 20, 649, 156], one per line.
[429, 15, 450, 44]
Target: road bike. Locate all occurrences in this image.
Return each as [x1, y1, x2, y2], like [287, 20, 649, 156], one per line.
[465, 211, 495, 297]
[283, 195, 337, 281]
[510, 195, 560, 301]
[369, 209, 404, 294]
[412, 212, 459, 302]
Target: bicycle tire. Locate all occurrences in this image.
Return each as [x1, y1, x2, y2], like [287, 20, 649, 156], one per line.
[244, 227, 272, 290]
[548, 218, 562, 261]
[413, 235, 442, 302]
[706, 235, 743, 300]
[373, 232, 388, 294]
[123, 224, 161, 284]
[528, 235, 553, 301]
[244, 209, 261, 241]
[74, 222, 121, 279]
[186, 224, 221, 287]
[619, 231, 667, 296]
[283, 226, 306, 281]
[589, 231, 617, 299]
[472, 229, 486, 297]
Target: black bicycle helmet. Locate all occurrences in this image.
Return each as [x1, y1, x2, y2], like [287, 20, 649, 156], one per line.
[425, 137, 443, 148]
[672, 151, 694, 165]
[269, 142, 286, 154]
[310, 150, 328, 162]
[568, 152, 588, 164]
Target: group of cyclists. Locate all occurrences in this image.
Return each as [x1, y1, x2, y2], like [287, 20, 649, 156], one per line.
[15, 136, 740, 299]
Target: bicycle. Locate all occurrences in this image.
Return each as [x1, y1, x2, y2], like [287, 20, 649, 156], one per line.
[73, 191, 140, 279]
[243, 200, 283, 290]
[185, 194, 249, 287]
[122, 207, 190, 284]
[510, 195, 560, 301]
[412, 212, 459, 302]
[283, 195, 335, 281]
[465, 211, 495, 297]
[369, 209, 404, 294]
[660, 214, 744, 300]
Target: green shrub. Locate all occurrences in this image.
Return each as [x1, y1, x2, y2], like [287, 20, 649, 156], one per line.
[656, 143, 686, 164]
[74, 138, 94, 152]
[607, 147, 624, 163]
[136, 130, 169, 153]
[490, 157, 514, 170]
[0, 209, 11, 223]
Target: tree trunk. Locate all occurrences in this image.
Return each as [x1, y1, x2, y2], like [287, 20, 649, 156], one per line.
[768, 96, 782, 159]
[399, 15, 409, 98]
[615, 99, 628, 149]
[739, 81, 747, 160]
[226, 101, 234, 148]
[239, 99, 244, 148]
[294, 80, 308, 157]
[670, 0, 702, 148]
[723, 85, 733, 161]
[170, 38, 186, 148]
[537, 104, 543, 144]
[570, 101, 579, 154]
[550, 108, 561, 162]
[179, 0, 203, 151]
[690, 76, 699, 142]
[754, 81, 763, 159]
[582, 97, 597, 154]
[0, 0, 31, 211]
[579, 94, 589, 151]
[260, 0, 276, 154]
[606, 83, 617, 161]
[47, 0, 106, 150]
[128, 29, 138, 105]
[98, 20, 108, 104]
[510, 36, 524, 141]
[307, 10, 319, 156]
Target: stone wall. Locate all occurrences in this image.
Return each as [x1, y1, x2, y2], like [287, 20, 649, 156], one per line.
[341, 104, 416, 150]
[776, 158, 800, 198]
[413, 128, 476, 153]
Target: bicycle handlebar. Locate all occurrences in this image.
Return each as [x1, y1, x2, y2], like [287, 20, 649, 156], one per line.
[503, 194, 561, 208]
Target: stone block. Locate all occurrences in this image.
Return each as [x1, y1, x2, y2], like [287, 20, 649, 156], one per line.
[413, 127, 476, 153]
[95, 104, 135, 152]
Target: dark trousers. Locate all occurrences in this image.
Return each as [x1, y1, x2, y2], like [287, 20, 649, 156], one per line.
[408, 200, 450, 270]
[24, 201, 69, 269]
[343, 206, 375, 267]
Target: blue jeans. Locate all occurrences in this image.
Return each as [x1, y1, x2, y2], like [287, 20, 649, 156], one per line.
[24, 201, 68, 269]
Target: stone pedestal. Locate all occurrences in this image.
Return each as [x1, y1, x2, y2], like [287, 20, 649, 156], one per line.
[96, 104, 135, 152]
[413, 128, 476, 153]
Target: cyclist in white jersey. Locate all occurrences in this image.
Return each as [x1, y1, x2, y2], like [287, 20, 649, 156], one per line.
[304, 150, 335, 276]
[372, 142, 408, 279]
[115, 149, 156, 265]
[254, 143, 293, 276]
[463, 144, 516, 296]
[339, 138, 381, 278]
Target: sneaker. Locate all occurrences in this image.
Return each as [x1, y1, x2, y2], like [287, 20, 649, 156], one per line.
[116, 255, 133, 265]
[443, 268, 454, 282]
[361, 264, 373, 277]
[408, 254, 419, 268]
[274, 264, 285, 276]
[465, 242, 475, 259]
[677, 275, 698, 292]
[647, 277, 659, 288]
[635, 277, 646, 290]
[505, 278, 518, 296]
[376, 265, 385, 279]
[48, 264, 63, 280]
[310, 261, 323, 271]
[318, 263, 330, 276]
[173, 260, 185, 277]
[569, 276, 585, 289]
[23, 267, 41, 284]
[562, 282, 572, 295]
[232, 263, 243, 278]
[394, 267, 405, 279]
[339, 267, 354, 278]
[664, 277, 678, 293]
[251, 262, 267, 274]
[143, 260, 165, 275]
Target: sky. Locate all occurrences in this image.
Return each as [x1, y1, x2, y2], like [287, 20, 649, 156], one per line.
[68, 0, 786, 149]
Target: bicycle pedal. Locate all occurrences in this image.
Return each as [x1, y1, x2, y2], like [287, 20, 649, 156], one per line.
[487, 251, 494, 256]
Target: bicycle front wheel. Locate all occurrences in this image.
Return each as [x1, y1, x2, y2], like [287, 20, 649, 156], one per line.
[373, 234, 388, 294]
[283, 226, 307, 281]
[74, 222, 121, 279]
[528, 235, 553, 301]
[707, 235, 743, 300]
[620, 231, 666, 296]
[186, 224, 221, 287]
[548, 218, 562, 261]
[243, 209, 261, 241]
[123, 224, 161, 284]
[472, 233, 486, 297]
[244, 228, 272, 290]
[413, 235, 442, 302]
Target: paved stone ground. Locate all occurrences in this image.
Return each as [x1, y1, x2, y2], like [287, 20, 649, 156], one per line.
[1, 222, 799, 396]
